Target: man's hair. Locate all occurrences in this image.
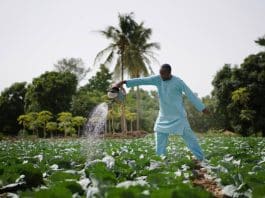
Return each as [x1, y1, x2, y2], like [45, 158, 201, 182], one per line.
[161, 64, 171, 73]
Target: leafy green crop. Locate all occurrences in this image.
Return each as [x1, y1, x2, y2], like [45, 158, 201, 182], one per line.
[0, 134, 264, 197]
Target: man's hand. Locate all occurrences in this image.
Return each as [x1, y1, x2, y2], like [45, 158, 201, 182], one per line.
[113, 80, 126, 88]
[202, 108, 210, 115]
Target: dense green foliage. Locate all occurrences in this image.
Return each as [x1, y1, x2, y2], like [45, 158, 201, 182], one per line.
[24, 71, 78, 114]
[70, 64, 112, 117]
[17, 111, 87, 138]
[79, 64, 113, 94]
[212, 52, 265, 136]
[0, 82, 27, 135]
[184, 95, 226, 133]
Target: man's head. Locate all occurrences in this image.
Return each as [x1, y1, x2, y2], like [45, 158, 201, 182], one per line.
[160, 64, 172, 81]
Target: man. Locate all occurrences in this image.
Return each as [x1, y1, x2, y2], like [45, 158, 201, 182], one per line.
[114, 64, 210, 163]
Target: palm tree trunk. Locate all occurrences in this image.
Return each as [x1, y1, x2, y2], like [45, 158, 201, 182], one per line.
[110, 117, 114, 133]
[23, 124, 26, 136]
[111, 117, 115, 133]
[108, 119, 110, 133]
[136, 85, 141, 131]
[121, 104, 128, 134]
[105, 120, 107, 134]
[43, 125, 46, 138]
[120, 53, 127, 134]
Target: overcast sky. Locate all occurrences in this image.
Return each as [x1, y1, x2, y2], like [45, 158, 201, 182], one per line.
[0, 0, 264, 97]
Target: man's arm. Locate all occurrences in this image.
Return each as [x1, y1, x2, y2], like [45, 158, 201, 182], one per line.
[114, 75, 159, 88]
[179, 79, 208, 113]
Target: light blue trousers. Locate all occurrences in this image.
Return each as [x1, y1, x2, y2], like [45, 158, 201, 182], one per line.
[155, 128, 205, 161]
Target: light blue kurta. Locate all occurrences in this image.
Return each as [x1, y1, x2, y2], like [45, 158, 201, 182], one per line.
[125, 75, 205, 136]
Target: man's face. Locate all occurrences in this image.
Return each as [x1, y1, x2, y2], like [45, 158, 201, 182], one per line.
[159, 68, 171, 81]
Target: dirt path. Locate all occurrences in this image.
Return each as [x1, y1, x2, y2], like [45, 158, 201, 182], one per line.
[192, 159, 224, 198]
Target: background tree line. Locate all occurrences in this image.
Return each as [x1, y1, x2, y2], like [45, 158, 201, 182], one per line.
[210, 35, 265, 136]
[0, 12, 264, 137]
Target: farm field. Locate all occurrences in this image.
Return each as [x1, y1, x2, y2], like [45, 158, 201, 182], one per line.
[0, 134, 265, 198]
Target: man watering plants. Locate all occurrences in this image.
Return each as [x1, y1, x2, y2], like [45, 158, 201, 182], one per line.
[113, 64, 210, 164]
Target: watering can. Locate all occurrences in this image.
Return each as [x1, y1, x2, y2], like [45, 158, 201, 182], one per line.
[107, 85, 126, 103]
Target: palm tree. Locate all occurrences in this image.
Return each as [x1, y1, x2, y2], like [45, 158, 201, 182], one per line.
[94, 13, 139, 133]
[94, 12, 160, 133]
[122, 16, 160, 131]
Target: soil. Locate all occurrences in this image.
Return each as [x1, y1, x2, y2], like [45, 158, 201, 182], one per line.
[192, 159, 224, 198]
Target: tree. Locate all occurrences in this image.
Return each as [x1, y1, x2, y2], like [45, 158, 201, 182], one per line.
[46, 122, 57, 138]
[80, 64, 113, 93]
[107, 103, 120, 133]
[94, 13, 159, 133]
[17, 114, 31, 136]
[136, 89, 159, 132]
[27, 112, 42, 136]
[107, 109, 114, 133]
[94, 13, 140, 133]
[72, 116, 87, 136]
[228, 87, 255, 136]
[211, 64, 235, 131]
[184, 95, 226, 133]
[57, 112, 75, 137]
[212, 49, 265, 136]
[126, 111, 136, 132]
[37, 111, 53, 138]
[54, 58, 90, 83]
[0, 82, 27, 135]
[123, 13, 160, 131]
[233, 52, 265, 136]
[71, 64, 111, 117]
[70, 90, 107, 117]
[24, 71, 78, 114]
[255, 35, 265, 47]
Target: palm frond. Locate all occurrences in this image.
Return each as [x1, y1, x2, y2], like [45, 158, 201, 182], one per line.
[94, 12, 160, 81]
[93, 44, 116, 66]
[113, 56, 122, 80]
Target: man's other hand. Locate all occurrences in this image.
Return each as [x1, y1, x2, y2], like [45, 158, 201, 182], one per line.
[202, 108, 210, 115]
